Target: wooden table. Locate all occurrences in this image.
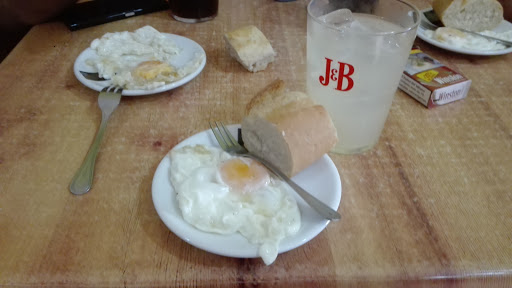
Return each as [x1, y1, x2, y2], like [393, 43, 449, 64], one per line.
[1, 0, 511, 287]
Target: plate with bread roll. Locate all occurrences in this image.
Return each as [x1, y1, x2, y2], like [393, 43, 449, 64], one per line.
[152, 80, 342, 265]
[417, 0, 512, 56]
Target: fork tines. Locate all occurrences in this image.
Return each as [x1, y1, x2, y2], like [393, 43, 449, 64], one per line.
[209, 121, 229, 150]
[102, 86, 123, 93]
[210, 121, 240, 149]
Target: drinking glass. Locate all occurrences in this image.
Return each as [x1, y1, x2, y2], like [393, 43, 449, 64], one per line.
[169, 0, 219, 23]
[307, 0, 420, 154]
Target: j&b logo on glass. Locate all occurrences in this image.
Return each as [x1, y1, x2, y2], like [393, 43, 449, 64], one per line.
[319, 57, 355, 92]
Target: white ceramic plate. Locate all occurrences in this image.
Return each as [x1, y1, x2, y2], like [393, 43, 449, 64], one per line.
[417, 9, 512, 56]
[73, 33, 206, 96]
[151, 124, 342, 259]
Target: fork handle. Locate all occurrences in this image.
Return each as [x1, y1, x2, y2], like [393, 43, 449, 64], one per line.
[247, 154, 341, 221]
[459, 29, 512, 47]
[69, 115, 109, 195]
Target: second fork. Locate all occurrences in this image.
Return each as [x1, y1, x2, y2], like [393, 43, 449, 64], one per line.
[70, 86, 123, 195]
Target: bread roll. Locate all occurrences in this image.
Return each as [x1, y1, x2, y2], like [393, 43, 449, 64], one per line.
[433, 0, 504, 32]
[224, 25, 276, 72]
[245, 79, 314, 116]
[241, 80, 338, 177]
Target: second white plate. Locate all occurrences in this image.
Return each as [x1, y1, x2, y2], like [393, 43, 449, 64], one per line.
[151, 125, 342, 259]
[73, 33, 206, 96]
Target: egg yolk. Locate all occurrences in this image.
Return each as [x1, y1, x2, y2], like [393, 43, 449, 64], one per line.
[132, 61, 176, 80]
[220, 158, 270, 193]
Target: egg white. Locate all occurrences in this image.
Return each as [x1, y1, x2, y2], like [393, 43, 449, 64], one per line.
[169, 144, 301, 265]
[86, 26, 204, 90]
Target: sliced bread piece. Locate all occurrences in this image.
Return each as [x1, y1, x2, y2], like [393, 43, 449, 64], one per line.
[224, 25, 276, 72]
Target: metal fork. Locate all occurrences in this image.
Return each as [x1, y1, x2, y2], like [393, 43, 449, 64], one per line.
[209, 121, 341, 221]
[70, 86, 123, 195]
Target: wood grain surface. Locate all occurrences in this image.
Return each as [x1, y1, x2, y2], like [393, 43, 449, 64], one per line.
[1, 0, 511, 287]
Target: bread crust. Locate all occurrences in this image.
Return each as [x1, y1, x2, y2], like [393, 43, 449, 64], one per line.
[245, 79, 286, 115]
[432, 0, 452, 18]
[273, 105, 338, 176]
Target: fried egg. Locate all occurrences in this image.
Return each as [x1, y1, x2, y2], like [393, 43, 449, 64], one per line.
[86, 26, 203, 90]
[169, 145, 301, 265]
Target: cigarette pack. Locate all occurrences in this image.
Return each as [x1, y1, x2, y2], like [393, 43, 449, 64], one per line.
[398, 48, 472, 108]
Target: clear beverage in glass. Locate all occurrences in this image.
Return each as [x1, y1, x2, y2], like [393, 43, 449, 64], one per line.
[307, 0, 420, 154]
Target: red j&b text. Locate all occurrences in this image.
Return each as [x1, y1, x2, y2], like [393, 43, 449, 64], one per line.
[319, 57, 355, 92]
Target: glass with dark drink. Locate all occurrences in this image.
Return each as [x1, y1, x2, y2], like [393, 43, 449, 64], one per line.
[169, 0, 219, 23]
